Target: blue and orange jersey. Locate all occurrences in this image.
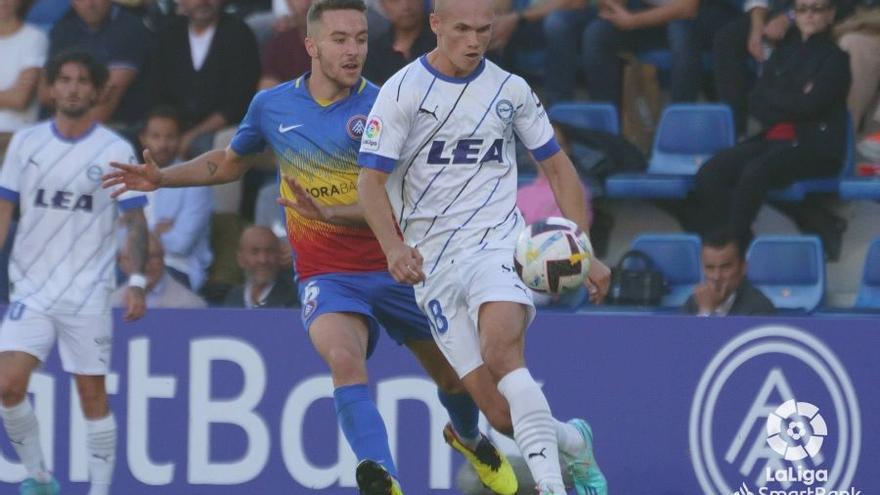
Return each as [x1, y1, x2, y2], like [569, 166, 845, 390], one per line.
[230, 74, 387, 280]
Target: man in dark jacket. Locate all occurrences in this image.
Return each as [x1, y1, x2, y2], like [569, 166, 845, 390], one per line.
[152, 0, 260, 158]
[223, 225, 298, 308]
[684, 230, 775, 316]
[695, 0, 850, 242]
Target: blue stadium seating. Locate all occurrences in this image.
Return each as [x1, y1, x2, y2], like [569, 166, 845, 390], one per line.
[605, 104, 735, 198]
[855, 237, 880, 309]
[746, 235, 825, 312]
[839, 176, 880, 199]
[631, 233, 702, 307]
[548, 102, 620, 134]
[767, 114, 856, 201]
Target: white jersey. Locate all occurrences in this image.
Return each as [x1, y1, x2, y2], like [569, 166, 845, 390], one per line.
[0, 121, 147, 315]
[359, 56, 559, 275]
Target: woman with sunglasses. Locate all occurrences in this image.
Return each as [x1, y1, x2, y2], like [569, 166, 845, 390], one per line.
[694, 0, 851, 245]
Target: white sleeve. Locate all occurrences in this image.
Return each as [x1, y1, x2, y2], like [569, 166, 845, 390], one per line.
[511, 77, 560, 161]
[22, 27, 49, 69]
[0, 131, 26, 202]
[107, 141, 148, 211]
[357, 78, 414, 173]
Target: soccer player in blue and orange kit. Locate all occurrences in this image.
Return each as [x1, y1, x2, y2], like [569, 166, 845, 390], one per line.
[101, 0, 518, 493]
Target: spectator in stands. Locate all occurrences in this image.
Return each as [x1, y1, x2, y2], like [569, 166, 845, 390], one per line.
[25, 0, 70, 31]
[139, 106, 214, 291]
[363, 0, 433, 84]
[0, 0, 47, 157]
[713, 0, 792, 136]
[152, 0, 259, 158]
[114, 233, 208, 309]
[694, 0, 850, 243]
[835, 4, 880, 134]
[582, 0, 736, 109]
[259, 0, 312, 89]
[683, 230, 775, 316]
[491, 0, 591, 104]
[223, 225, 298, 308]
[48, 0, 152, 127]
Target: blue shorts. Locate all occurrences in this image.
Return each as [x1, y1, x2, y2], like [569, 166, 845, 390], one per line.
[298, 271, 432, 358]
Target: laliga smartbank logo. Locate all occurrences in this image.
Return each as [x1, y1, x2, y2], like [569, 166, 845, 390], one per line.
[690, 325, 862, 495]
[766, 400, 826, 461]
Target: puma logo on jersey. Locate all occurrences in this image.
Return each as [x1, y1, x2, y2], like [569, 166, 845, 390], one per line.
[426, 138, 504, 165]
[418, 106, 439, 120]
[34, 189, 93, 212]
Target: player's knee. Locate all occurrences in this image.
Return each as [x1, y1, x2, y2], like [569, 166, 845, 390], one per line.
[324, 347, 367, 383]
[0, 374, 28, 406]
[481, 348, 522, 380]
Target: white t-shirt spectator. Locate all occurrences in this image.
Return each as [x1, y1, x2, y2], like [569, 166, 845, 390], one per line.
[0, 24, 48, 132]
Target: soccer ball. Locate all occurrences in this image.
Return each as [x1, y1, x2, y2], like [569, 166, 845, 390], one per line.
[514, 217, 593, 294]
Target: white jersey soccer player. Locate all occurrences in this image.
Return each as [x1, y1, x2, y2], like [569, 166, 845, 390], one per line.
[0, 51, 148, 495]
[357, 0, 610, 493]
[0, 122, 146, 315]
[360, 57, 552, 373]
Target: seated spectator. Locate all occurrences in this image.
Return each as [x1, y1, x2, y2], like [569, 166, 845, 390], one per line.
[259, 0, 312, 89]
[114, 233, 208, 309]
[47, 0, 151, 128]
[254, 180, 294, 270]
[153, 0, 259, 158]
[139, 106, 214, 290]
[362, 0, 434, 84]
[713, 0, 791, 136]
[694, 0, 850, 243]
[491, 0, 592, 104]
[0, 0, 48, 156]
[25, 0, 70, 31]
[683, 229, 775, 316]
[582, 0, 736, 109]
[835, 4, 880, 133]
[223, 225, 298, 308]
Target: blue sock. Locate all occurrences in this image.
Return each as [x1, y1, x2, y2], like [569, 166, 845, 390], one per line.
[438, 390, 480, 442]
[334, 384, 398, 479]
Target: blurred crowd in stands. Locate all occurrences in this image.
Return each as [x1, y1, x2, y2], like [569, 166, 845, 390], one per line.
[0, 0, 878, 311]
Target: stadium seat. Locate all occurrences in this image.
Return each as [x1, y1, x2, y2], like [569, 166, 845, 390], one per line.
[605, 104, 735, 198]
[548, 102, 620, 134]
[746, 235, 825, 312]
[767, 113, 856, 201]
[631, 233, 702, 307]
[855, 237, 880, 309]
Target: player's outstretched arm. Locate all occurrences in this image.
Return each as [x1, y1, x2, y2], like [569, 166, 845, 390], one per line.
[277, 175, 367, 227]
[102, 146, 252, 198]
[538, 150, 611, 302]
[358, 168, 425, 284]
[121, 208, 148, 321]
[0, 199, 14, 249]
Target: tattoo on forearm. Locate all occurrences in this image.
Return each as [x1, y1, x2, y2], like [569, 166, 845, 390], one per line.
[206, 161, 219, 176]
[125, 212, 148, 273]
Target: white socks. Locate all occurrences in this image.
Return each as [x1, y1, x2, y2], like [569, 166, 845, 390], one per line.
[497, 368, 565, 492]
[86, 413, 116, 495]
[0, 399, 51, 482]
[556, 420, 587, 456]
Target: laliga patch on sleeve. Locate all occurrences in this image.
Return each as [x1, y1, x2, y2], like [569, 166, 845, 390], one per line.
[361, 116, 383, 151]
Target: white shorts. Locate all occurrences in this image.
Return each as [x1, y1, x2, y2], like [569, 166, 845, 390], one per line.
[0, 303, 112, 375]
[415, 248, 535, 378]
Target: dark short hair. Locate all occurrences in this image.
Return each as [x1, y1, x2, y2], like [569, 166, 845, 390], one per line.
[143, 105, 184, 132]
[45, 50, 109, 89]
[702, 229, 745, 259]
[16, 0, 34, 19]
[307, 0, 366, 27]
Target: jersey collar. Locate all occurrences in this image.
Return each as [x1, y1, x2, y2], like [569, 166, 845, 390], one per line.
[419, 55, 486, 84]
[293, 72, 368, 104]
